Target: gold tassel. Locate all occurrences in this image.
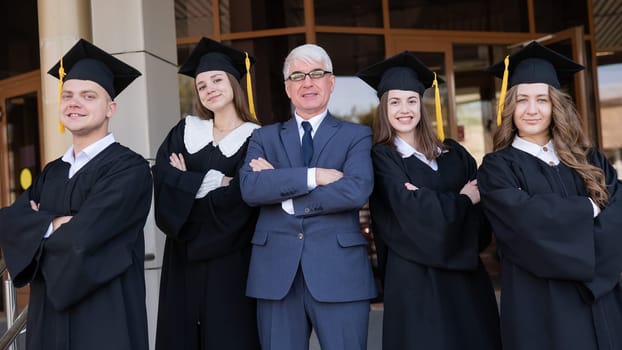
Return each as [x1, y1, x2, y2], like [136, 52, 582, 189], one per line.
[496, 55, 509, 126]
[57, 57, 66, 133]
[245, 52, 257, 121]
[433, 72, 444, 141]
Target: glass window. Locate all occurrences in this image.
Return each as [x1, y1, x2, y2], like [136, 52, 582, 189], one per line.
[177, 35, 307, 125]
[389, 0, 528, 32]
[0, 0, 39, 78]
[316, 34, 385, 125]
[599, 62, 622, 150]
[220, 0, 304, 34]
[315, 0, 382, 27]
[534, 0, 590, 34]
[175, 0, 214, 38]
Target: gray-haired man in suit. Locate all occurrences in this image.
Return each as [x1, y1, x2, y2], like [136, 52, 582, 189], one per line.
[240, 44, 377, 350]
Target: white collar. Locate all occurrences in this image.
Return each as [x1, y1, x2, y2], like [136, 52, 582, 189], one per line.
[184, 115, 260, 157]
[62, 133, 116, 164]
[295, 111, 327, 134]
[394, 136, 439, 171]
[512, 135, 559, 165]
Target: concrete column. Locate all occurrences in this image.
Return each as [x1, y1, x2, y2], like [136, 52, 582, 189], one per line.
[89, 1, 179, 349]
[37, 0, 92, 162]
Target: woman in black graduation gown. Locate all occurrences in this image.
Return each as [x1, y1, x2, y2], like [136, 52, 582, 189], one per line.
[152, 38, 261, 350]
[357, 52, 501, 350]
[478, 41, 622, 350]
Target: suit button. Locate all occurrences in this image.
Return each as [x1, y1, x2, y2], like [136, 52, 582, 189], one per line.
[297, 233, 303, 240]
[304, 208, 310, 213]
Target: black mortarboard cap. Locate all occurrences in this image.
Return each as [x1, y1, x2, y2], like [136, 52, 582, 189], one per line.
[356, 51, 446, 140]
[47, 38, 141, 99]
[486, 41, 584, 89]
[178, 37, 255, 80]
[356, 51, 443, 97]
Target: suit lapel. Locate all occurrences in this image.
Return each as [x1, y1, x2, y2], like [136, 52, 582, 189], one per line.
[280, 118, 303, 167]
[311, 114, 340, 165]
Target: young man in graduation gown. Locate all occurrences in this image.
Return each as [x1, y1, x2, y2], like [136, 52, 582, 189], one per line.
[479, 41, 622, 350]
[0, 39, 151, 350]
[240, 44, 377, 350]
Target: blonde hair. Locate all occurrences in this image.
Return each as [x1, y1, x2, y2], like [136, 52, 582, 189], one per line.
[493, 85, 608, 207]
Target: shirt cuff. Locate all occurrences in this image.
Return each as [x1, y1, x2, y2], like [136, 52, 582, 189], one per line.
[196, 169, 225, 198]
[281, 199, 294, 215]
[307, 168, 317, 190]
[588, 198, 601, 217]
[44, 223, 54, 238]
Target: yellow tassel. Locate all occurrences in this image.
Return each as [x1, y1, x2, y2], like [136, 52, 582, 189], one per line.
[57, 57, 66, 133]
[496, 55, 509, 126]
[433, 72, 444, 141]
[245, 52, 257, 121]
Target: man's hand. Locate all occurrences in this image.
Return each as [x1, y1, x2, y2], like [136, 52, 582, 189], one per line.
[169, 153, 187, 171]
[250, 157, 274, 172]
[315, 168, 343, 186]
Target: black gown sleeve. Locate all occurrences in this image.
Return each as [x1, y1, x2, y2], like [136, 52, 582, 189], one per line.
[0, 164, 56, 287]
[152, 121, 205, 238]
[40, 152, 152, 311]
[153, 120, 257, 260]
[184, 172, 257, 261]
[477, 151, 595, 281]
[370, 143, 484, 270]
[582, 150, 622, 300]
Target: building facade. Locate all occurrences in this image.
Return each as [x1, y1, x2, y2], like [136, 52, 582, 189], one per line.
[1, 0, 622, 349]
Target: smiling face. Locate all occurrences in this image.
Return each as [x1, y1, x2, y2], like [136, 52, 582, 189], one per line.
[284, 59, 335, 120]
[513, 83, 552, 145]
[60, 79, 116, 143]
[195, 70, 235, 113]
[386, 89, 422, 141]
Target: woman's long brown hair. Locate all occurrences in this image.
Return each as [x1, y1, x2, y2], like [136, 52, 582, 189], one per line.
[193, 72, 256, 124]
[493, 85, 608, 207]
[372, 91, 445, 160]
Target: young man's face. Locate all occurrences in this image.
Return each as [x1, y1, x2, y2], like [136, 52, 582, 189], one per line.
[60, 79, 116, 140]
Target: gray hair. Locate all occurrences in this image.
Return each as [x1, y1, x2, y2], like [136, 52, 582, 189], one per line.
[282, 44, 333, 80]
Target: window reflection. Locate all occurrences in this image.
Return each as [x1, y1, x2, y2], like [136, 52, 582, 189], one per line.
[534, 0, 589, 34]
[599, 63, 622, 178]
[315, 0, 382, 27]
[220, 0, 304, 33]
[389, 0, 528, 32]
[175, 0, 214, 38]
[176, 35, 307, 126]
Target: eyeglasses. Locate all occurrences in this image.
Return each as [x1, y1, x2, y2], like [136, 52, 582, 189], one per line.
[285, 69, 332, 82]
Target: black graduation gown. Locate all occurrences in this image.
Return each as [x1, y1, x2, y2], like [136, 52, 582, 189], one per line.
[370, 139, 501, 350]
[152, 118, 260, 350]
[478, 146, 622, 350]
[0, 143, 152, 350]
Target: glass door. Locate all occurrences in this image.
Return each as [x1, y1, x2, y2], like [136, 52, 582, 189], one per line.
[0, 71, 43, 208]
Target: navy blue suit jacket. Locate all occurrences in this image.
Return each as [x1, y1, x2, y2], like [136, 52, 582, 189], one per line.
[240, 114, 377, 302]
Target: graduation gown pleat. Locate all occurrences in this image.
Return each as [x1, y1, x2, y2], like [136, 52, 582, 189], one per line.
[370, 139, 501, 350]
[478, 146, 622, 350]
[152, 118, 260, 350]
[0, 143, 152, 350]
